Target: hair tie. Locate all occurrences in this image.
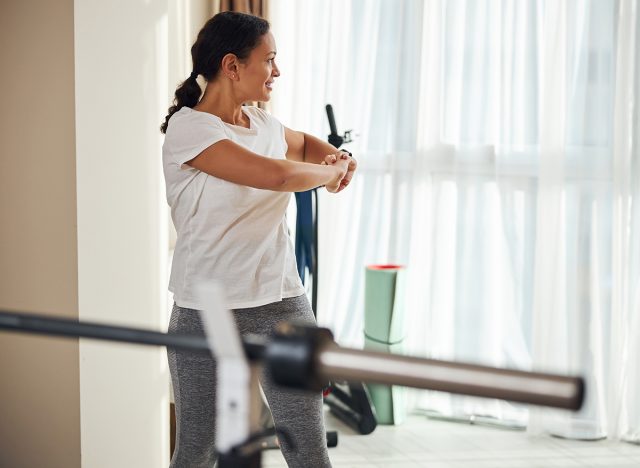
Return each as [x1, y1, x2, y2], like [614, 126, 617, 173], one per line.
[189, 71, 198, 80]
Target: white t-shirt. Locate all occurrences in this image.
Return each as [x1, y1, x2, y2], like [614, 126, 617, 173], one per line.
[162, 105, 305, 310]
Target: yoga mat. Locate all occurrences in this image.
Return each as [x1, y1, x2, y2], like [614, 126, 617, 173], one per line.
[363, 264, 407, 424]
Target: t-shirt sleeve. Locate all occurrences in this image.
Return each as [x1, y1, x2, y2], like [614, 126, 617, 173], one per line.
[164, 110, 229, 167]
[254, 107, 288, 155]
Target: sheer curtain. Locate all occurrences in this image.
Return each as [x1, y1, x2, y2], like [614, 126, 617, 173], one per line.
[270, 0, 639, 441]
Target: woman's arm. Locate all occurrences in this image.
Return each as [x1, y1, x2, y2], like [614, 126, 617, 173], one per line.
[284, 127, 347, 164]
[186, 138, 348, 192]
[285, 127, 357, 192]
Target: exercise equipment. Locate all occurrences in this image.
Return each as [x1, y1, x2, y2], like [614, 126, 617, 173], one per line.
[294, 104, 352, 313]
[325, 103, 353, 149]
[0, 304, 584, 467]
[295, 104, 377, 435]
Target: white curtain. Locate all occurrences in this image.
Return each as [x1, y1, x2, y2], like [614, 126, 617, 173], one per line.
[270, 0, 640, 441]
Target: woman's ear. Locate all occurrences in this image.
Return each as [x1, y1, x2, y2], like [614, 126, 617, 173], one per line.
[221, 53, 239, 80]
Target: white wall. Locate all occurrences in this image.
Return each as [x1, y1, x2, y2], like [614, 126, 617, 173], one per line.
[75, 1, 170, 466]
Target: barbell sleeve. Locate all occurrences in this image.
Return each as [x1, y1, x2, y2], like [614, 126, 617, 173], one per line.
[315, 344, 583, 410]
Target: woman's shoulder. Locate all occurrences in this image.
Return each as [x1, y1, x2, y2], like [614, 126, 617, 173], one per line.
[166, 106, 224, 136]
[243, 105, 281, 127]
[170, 106, 222, 125]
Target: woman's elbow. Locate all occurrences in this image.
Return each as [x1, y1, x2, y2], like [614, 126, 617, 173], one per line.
[265, 161, 291, 191]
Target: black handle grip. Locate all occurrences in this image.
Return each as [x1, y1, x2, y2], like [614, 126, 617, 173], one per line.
[326, 104, 338, 135]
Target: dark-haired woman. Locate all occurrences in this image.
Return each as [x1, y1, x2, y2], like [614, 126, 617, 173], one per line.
[161, 11, 355, 468]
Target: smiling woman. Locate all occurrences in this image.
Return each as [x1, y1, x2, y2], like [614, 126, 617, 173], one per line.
[160, 10, 356, 468]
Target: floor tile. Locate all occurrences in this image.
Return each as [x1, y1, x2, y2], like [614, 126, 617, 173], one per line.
[261, 411, 640, 467]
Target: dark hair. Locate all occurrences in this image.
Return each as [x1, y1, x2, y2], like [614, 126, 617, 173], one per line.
[160, 11, 270, 133]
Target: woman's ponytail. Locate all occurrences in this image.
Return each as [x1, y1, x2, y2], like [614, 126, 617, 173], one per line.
[160, 74, 202, 134]
[160, 11, 270, 134]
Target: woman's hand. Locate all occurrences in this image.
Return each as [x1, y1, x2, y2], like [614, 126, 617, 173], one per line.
[323, 158, 349, 193]
[321, 151, 357, 192]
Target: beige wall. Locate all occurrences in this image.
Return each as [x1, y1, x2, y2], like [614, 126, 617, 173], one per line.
[1, 0, 172, 466]
[0, 1, 81, 468]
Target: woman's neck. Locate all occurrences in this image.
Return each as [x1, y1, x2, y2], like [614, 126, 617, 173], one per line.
[194, 81, 248, 127]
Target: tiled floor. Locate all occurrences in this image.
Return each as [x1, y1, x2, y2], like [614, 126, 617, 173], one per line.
[262, 410, 640, 467]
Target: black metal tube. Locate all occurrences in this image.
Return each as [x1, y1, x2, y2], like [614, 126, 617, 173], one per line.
[0, 310, 266, 361]
[312, 187, 319, 315]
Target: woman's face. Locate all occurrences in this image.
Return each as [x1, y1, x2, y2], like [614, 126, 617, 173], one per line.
[238, 31, 280, 102]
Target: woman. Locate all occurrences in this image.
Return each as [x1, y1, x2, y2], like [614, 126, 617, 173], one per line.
[160, 11, 356, 468]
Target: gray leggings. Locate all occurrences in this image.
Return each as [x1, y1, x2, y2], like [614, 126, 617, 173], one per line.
[167, 294, 332, 468]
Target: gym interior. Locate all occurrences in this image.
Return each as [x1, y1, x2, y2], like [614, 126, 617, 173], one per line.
[1, 1, 639, 467]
